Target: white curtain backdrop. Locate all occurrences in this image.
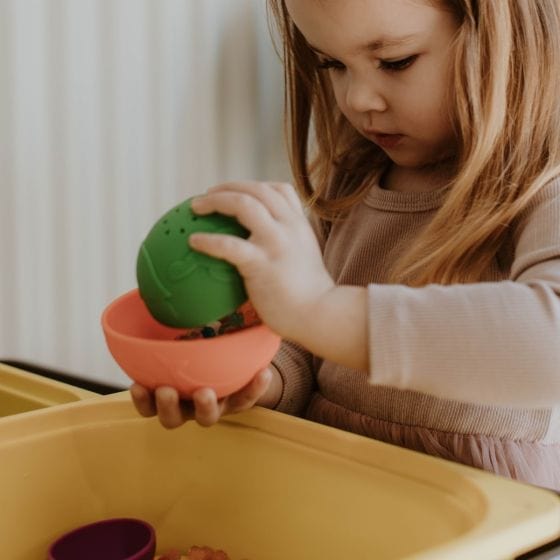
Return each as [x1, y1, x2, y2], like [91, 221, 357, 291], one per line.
[0, 0, 289, 386]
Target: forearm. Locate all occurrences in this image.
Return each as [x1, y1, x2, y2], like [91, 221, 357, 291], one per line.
[293, 285, 369, 372]
[368, 277, 560, 406]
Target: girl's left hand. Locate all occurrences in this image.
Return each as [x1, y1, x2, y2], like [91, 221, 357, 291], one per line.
[189, 181, 334, 342]
[130, 366, 280, 429]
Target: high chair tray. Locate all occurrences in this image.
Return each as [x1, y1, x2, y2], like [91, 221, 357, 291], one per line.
[0, 391, 558, 559]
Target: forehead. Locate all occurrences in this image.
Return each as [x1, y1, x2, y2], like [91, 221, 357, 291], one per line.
[284, 0, 442, 52]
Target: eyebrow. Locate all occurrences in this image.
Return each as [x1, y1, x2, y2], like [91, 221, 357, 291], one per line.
[308, 33, 420, 56]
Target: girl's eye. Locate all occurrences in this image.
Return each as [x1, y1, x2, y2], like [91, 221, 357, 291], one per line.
[378, 55, 418, 72]
[317, 58, 346, 72]
[316, 54, 418, 73]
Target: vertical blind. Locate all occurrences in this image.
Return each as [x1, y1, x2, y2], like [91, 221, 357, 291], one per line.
[0, 0, 288, 386]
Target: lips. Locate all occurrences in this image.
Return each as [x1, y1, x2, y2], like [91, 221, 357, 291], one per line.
[363, 129, 399, 136]
[366, 131, 404, 149]
[362, 128, 404, 148]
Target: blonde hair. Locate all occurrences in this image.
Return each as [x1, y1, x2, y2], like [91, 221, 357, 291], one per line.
[267, 0, 560, 285]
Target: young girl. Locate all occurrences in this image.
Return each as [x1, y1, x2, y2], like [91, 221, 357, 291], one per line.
[131, 0, 560, 491]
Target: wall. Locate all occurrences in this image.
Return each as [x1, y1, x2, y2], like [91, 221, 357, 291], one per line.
[0, 0, 289, 386]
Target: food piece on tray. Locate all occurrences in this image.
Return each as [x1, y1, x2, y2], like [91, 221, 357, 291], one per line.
[156, 545, 231, 560]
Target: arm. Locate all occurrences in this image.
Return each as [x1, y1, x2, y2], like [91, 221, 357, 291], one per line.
[132, 181, 325, 428]
[190, 179, 560, 409]
[131, 321, 316, 429]
[189, 182, 368, 372]
[293, 180, 560, 406]
[270, 339, 317, 415]
[366, 183, 560, 407]
[367, 270, 560, 407]
[293, 285, 368, 371]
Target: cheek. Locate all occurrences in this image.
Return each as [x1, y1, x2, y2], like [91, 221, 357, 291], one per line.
[411, 64, 455, 132]
[422, 104, 455, 143]
[329, 76, 352, 110]
[399, 83, 454, 138]
[330, 80, 362, 127]
[330, 79, 347, 111]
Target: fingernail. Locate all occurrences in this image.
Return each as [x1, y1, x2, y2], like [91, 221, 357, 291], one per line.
[198, 389, 214, 405]
[188, 233, 203, 247]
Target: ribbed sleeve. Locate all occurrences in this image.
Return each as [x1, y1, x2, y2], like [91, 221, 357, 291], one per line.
[272, 340, 315, 415]
[369, 181, 560, 406]
[369, 278, 560, 406]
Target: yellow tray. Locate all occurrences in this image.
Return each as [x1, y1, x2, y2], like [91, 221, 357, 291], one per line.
[0, 362, 97, 417]
[0, 392, 558, 559]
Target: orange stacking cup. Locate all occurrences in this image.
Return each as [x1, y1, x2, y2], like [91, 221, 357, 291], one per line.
[101, 289, 281, 399]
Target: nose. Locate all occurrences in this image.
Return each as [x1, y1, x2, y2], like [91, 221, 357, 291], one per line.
[345, 74, 387, 114]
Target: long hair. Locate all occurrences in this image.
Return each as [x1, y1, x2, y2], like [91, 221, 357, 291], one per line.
[267, 0, 560, 285]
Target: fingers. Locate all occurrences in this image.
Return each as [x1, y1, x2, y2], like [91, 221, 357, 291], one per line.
[188, 183, 304, 272]
[207, 181, 301, 219]
[225, 368, 272, 410]
[131, 384, 193, 429]
[130, 370, 271, 430]
[190, 369, 272, 425]
[203, 188, 274, 224]
[130, 383, 157, 417]
[191, 191, 278, 243]
[193, 181, 303, 225]
[154, 386, 194, 429]
[269, 182, 306, 215]
[191, 388, 223, 427]
[188, 232, 262, 273]
[133, 384, 224, 429]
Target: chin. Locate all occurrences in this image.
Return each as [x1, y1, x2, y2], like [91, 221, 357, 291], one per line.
[387, 154, 429, 168]
[391, 148, 454, 169]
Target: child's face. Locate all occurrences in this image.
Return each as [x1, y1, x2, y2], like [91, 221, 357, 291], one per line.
[285, 0, 460, 169]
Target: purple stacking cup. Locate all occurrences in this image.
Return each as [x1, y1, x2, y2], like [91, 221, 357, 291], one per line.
[47, 518, 156, 560]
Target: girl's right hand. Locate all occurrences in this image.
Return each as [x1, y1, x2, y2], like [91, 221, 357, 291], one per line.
[129, 366, 281, 429]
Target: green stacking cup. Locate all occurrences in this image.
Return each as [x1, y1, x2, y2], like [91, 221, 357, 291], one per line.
[136, 197, 249, 328]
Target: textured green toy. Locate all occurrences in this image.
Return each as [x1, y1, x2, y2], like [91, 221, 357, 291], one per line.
[136, 197, 249, 328]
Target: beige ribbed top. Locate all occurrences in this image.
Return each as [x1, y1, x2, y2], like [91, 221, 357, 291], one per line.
[272, 178, 560, 444]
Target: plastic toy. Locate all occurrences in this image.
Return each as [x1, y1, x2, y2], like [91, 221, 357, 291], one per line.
[101, 197, 281, 399]
[102, 289, 280, 399]
[136, 197, 249, 328]
[48, 518, 155, 560]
